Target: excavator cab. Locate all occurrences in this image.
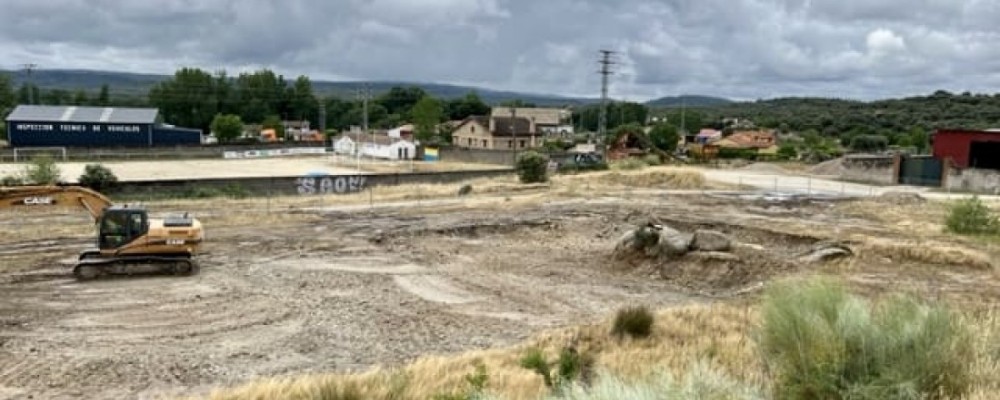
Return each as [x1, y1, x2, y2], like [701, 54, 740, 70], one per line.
[98, 207, 148, 250]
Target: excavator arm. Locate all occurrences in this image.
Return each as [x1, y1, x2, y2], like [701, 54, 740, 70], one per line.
[0, 185, 113, 223]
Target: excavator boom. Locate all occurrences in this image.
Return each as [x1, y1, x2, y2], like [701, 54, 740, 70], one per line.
[0, 185, 113, 222]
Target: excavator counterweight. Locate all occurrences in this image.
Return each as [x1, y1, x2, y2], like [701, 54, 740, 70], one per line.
[0, 185, 205, 280]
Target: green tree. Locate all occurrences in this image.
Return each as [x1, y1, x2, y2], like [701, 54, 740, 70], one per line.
[0, 74, 14, 111]
[97, 84, 110, 106]
[234, 69, 287, 123]
[648, 123, 679, 153]
[262, 115, 285, 139]
[411, 95, 443, 142]
[72, 89, 89, 105]
[850, 135, 889, 152]
[287, 76, 317, 125]
[377, 86, 427, 117]
[446, 92, 490, 120]
[210, 114, 244, 143]
[149, 68, 222, 132]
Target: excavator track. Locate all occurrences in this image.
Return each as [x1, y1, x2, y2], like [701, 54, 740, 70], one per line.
[73, 256, 199, 281]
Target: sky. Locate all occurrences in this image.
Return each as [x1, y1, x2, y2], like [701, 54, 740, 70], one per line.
[1, 0, 999, 102]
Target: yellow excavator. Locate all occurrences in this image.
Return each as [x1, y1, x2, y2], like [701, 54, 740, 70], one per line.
[0, 185, 204, 280]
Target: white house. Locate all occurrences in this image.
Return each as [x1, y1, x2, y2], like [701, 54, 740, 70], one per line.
[333, 133, 416, 160]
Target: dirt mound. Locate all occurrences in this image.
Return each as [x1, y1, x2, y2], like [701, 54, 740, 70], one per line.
[876, 191, 927, 205]
[808, 157, 846, 176]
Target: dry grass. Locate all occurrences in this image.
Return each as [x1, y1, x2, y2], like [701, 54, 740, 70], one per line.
[196, 302, 760, 400]
[860, 239, 996, 270]
[196, 300, 1000, 400]
[557, 167, 711, 190]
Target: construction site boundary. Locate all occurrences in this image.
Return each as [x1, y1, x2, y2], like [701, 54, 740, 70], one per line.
[107, 168, 515, 198]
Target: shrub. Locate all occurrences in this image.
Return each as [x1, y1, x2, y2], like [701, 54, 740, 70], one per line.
[611, 305, 655, 339]
[220, 183, 250, 199]
[433, 362, 490, 400]
[946, 196, 999, 235]
[776, 144, 798, 160]
[1, 175, 24, 186]
[22, 154, 62, 184]
[458, 184, 473, 196]
[78, 164, 119, 192]
[520, 346, 594, 394]
[757, 278, 974, 400]
[643, 154, 662, 166]
[515, 151, 549, 183]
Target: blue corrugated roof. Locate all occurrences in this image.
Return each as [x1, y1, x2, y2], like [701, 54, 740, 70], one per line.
[5, 105, 158, 124]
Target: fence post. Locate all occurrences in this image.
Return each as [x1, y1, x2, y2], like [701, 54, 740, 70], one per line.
[806, 177, 811, 195]
[267, 177, 272, 214]
[773, 176, 778, 191]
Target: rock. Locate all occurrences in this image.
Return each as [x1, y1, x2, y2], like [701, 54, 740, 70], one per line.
[687, 251, 741, 262]
[798, 242, 853, 263]
[691, 230, 732, 252]
[457, 184, 473, 196]
[654, 226, 693, 257]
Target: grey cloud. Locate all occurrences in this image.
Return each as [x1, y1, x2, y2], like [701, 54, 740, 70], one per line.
[1, 0, 999, 101]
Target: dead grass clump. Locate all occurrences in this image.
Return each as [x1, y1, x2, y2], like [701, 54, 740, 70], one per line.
[560, 167, 707, 190]
[862, 239, 996, 270]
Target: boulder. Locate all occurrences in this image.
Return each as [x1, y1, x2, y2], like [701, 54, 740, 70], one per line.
[654, 226, 693, 257]
[691, 230, 732, 252]
[798, 242, 853, 263]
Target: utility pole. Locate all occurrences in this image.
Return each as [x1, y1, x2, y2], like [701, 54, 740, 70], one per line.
[355, 86, 371, 171]
[598, 50, 615, 159]
[318, 97, 327, 148]
[21, 63, 37, 105]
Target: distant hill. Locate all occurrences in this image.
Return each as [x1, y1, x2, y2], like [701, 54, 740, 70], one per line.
[0, 68, 599, 107]
[645, 95, 733, 107]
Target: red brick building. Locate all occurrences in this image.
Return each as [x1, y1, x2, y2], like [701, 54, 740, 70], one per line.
[932, 129, 1000, 169]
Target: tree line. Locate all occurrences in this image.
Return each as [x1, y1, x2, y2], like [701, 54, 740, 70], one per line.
[5, 67, 1000, 152]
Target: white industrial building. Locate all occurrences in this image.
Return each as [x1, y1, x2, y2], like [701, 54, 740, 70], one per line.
[333, 133, 416, 160]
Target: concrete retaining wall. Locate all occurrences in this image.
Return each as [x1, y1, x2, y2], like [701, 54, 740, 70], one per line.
[108, 168, 515, 198]
[945, 168, 1000, 194]
[0, 142, 328, 162]
[840, 155, 897, 185]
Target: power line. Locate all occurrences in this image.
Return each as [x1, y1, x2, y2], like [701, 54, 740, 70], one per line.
[598, 50, 616, 158]
[21, 63, 38, 105]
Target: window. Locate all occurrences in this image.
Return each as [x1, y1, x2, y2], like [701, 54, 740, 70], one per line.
[508, 141, 513, 148]
[482, 139, 488, 147]
[471, 126, 476, 133]
[520, 140, 526, 148]
[467, 138, 472, 146]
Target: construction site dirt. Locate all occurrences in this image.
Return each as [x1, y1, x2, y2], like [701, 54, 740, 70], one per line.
[1, 188, 998, 399]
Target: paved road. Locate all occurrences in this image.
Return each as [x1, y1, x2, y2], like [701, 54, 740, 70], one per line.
[696, 168, 1000, 202]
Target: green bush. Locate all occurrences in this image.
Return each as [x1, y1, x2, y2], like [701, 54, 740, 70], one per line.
[776, 144, 798, 160]
[22, 155, 62, 184]
[220, 183, 250, 199]
[515, 151, 549, 183]
[78, 164, 119, 192]
[1, 175, 24, 186]
[945, 196, 999, 235]
[757, 278, 974, 400]
[611, 305, 655, 339]
[520, 346, 594, 394]
[643, 154, 662, 166]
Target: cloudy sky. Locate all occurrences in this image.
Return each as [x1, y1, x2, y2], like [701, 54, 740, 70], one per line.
[1, 0, 999, 101]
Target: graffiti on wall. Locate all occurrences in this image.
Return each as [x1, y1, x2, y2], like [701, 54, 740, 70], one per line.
[296, 175, 368, 195]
